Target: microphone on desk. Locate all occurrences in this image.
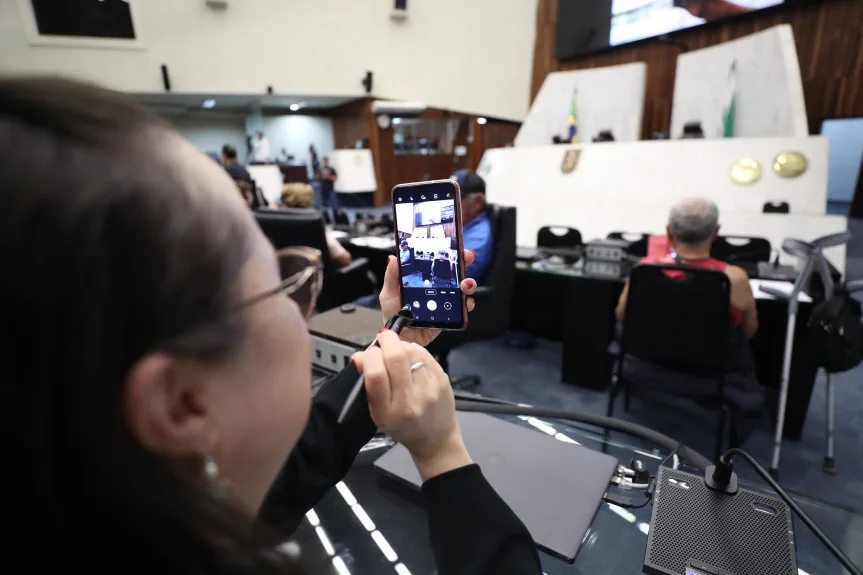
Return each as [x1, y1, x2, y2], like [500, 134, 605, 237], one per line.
[453, 395, 862, 575]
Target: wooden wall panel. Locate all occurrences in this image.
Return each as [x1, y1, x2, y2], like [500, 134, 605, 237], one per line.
[331, 98, 370, 150]
[532, 0, 863, 138]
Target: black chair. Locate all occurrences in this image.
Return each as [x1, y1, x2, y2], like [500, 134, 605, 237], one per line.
[607, 231, 650, 257]
[711, 235, 772, 264]
[254, 209, 374, 312]
[537, 226, 582, 249]
[763, 201, 790, 214]
[431, 258, 456, 287]
[428, 204, 517, 389]
[606, 263, 735, 460]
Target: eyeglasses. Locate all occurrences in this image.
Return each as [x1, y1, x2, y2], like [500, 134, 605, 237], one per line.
[237, 246, 323, 321]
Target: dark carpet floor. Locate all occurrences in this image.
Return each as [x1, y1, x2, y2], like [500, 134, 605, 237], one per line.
[449, 218, 863, 514]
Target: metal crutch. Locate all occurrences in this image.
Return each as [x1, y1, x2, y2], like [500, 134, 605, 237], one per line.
[758, 232, 849, 480]
[822, 278, 863, 474]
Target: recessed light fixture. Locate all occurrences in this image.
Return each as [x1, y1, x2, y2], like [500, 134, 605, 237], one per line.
[392, 118, 402, 125]
[477, 117, 488, 125]
[289, 104, 300, 112]
[202, 99, 216, 109]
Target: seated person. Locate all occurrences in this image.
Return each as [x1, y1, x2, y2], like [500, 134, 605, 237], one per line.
[235, 179, 254, 208]
[615, 197, 763, 413]
[279, 182, 353, 269]
[221, 144, 251, 182]
[399, 239, 412, 264]
[432, 250, 457, 286]
[452, 170, 494, 283]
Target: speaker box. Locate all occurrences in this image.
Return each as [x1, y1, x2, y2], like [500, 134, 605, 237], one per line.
[644, 467, 797, 575]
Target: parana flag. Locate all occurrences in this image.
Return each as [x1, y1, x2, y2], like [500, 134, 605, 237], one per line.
[720, 60, 737, 138]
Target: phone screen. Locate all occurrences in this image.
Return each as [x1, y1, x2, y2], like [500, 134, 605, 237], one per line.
[392, 180, 466, 330]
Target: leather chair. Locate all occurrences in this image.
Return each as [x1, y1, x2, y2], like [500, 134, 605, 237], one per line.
[537, 226, 582, 249]
[428, 204, 517, 389]
[607, 263, 740, 460]
[255, 208, 374, 312]
[607, 231, 650, 258]
[711, 235, 772, 264]
[431, 257, 456, 287]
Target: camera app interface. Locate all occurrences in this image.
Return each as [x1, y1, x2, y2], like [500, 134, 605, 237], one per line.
[394, 185, 463, 326]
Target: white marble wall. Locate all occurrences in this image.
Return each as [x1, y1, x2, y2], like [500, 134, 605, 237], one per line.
[515, 63, 647, 146]
[671, 25, 809, 139]
[479, 137, 848, 272]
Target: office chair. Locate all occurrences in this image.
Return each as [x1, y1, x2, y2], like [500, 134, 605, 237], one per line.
[607, 232, 649, 258]
[431, 257, 456, 287]
[763, 201, 790, 214]
[711, 235, 772, 264]
[537, 226, 582, 249]
[429, 205, 517, 389]
[254, 209, 374, 312]
[607, 263, 737, 461]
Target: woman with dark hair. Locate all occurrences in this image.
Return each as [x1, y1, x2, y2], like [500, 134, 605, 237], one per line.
[1, 77, 540, 574]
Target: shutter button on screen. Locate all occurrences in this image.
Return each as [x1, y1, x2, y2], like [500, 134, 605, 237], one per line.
[427, 300, 437, 311]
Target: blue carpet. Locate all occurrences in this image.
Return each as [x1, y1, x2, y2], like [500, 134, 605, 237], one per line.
[448, 336, 863, 513]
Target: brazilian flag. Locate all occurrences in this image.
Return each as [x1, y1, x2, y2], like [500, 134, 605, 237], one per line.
[568, 90, 579, 144]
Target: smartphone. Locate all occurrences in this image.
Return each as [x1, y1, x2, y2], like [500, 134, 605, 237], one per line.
[391, 179, 467, 330]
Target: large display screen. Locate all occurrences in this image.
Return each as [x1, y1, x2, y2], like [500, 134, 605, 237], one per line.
[555, 0, 811, 59]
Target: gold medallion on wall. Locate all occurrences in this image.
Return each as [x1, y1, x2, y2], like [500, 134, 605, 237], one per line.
[729, 158, 762, 186]
[561, 149, 582, 174]
[773, 151, 808, 178]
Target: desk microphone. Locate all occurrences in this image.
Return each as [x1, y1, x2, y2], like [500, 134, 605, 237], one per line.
[452, 400, 861, 575]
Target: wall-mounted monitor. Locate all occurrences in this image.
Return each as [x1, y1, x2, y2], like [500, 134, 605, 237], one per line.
[555, 0, 817, 59]
[29, 0, 135, 40]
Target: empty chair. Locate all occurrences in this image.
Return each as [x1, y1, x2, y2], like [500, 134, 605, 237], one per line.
[763, 201, 790, 214]
[607, 231, 649, 257]
[710, 236, 772, 264]
[537, 226, 582, 249]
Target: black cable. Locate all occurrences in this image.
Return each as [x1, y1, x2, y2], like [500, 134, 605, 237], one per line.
[604, 477, 656, 509]
[454, 400, 712, 470]
[719, 448, 862, 575]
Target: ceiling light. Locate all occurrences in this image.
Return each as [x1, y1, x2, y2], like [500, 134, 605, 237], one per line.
[392, 118, 402, 125]
[202, 99, 216, 109]
[477, 117, 488, 125]
[289, 104, 300, 112]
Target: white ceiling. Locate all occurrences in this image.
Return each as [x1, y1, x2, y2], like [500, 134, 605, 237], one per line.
[129, 93, 359, 114]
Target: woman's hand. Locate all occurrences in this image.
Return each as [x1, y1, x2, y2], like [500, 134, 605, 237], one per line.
[378, 249, 478, 347]
[353, 331, 472, 481]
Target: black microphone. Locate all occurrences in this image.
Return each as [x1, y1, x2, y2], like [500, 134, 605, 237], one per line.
[453, 397, 861, 575]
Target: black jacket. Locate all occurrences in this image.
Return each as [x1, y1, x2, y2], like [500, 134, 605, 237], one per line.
[259, 363, 541, 574]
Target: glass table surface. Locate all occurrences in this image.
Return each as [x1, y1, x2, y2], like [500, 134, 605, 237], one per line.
[287, 412, 862, 575]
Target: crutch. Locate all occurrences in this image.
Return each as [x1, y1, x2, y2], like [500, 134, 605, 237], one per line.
[757, 232, 849, 480]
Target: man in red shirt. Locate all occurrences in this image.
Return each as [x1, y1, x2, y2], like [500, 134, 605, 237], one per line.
[616, 197, 759, 339]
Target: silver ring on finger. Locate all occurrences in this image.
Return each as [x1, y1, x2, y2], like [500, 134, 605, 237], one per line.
[409, 361, 425, 373]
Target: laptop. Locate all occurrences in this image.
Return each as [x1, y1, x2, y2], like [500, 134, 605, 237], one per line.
[374, 411, 618, 562]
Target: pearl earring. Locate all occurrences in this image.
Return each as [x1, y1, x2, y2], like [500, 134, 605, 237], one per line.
[203, 456, 233, 500]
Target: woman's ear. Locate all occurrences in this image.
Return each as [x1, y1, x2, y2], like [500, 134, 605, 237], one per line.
[123, 353, 215, 457]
